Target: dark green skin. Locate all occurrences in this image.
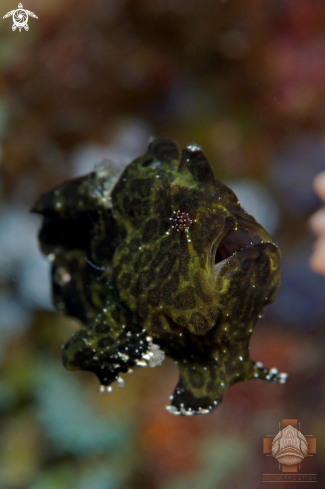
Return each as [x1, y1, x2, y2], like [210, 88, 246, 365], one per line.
[32, 139, 285, 415]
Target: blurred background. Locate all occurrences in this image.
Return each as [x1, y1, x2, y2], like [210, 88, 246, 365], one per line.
[0, 0, 325, 488]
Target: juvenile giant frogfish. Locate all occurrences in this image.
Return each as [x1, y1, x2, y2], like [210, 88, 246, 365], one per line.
[32, 139, 287, 415]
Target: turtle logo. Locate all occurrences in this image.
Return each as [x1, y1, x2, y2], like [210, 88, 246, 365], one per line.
[3, 3, 38, 32]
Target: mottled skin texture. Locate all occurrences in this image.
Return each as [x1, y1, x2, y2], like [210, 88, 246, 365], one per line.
[32, 139, 286, 415]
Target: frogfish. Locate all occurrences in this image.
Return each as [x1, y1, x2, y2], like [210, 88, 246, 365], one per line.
[32, 138, 287, 415]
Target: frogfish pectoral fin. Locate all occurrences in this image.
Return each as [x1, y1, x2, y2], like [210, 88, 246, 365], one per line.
[61, 317, 151, 388]
[167, 364, 227, 415]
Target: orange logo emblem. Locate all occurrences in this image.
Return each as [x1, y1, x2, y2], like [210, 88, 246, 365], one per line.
[263, 419, 317, 483]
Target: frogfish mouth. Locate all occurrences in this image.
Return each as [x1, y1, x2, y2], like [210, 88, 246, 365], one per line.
[32, 138, 287, 416]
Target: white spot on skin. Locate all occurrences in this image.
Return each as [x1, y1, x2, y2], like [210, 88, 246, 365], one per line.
[54, 267, 71, 286]
[278, 372, 288, 384]
[165, 405, 178, 414]
[136, 360, 147, 367]
[187, 144, 201, 152]
[185, 410, 194, 416]
[117, 352, 129, 361]
[200, 409, 210, 414]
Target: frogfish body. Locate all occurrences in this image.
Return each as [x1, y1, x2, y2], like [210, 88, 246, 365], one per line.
[32, 139, 287, 415]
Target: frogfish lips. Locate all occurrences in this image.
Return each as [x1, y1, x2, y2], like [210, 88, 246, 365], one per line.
[214, 218, 272, 278]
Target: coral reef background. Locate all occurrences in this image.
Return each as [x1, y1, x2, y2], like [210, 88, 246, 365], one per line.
[0, 1, 325, 488]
